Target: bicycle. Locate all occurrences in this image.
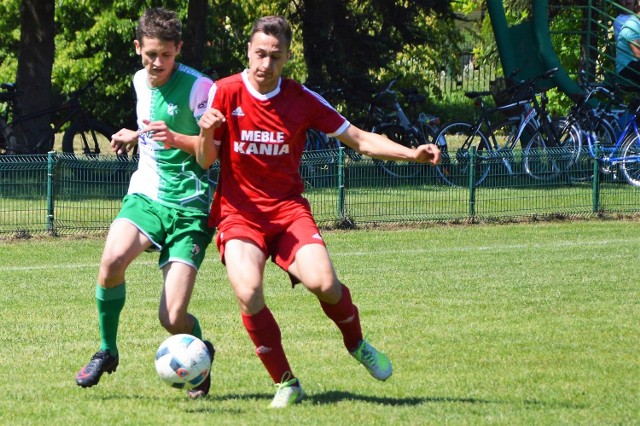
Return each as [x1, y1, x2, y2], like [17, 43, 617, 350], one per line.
[563, 87, 640, 186]
[434, 68, 581, 187]
[357, 77, 441, 178]
[549, 83, 619, 182]
[0, 76, 116, 156]
[300, 87, 343, 188]
[302, 80, 441, 179]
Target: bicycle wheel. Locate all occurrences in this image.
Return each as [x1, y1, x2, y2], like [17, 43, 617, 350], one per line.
[566, 116, 614, 182]
[488, 118, 538, 177]
[305, 128, 339, 151]
[620, 133, 640, 186]
[62, 118, 115, 156]
[372, 123, 426, 178]
[522, 119, 582, 181]
[550, 118, 582, 177]
[433, 122, 491, 187]
[522, 130, 562, 181]
[489, 117, 530, 149]
[302, 129, 339, 188]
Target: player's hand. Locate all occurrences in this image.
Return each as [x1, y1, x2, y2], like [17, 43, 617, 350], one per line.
[111, 128, 139, 155]
[199, 108, 226, 132]
[415, 143, 441, 166]
[141, 120, 174, 148]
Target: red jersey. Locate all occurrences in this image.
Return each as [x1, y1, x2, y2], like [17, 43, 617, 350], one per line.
[209, 71, 349, 224]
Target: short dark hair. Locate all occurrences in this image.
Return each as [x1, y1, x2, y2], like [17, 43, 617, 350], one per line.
[250, 16, 292, 49]
[136, 7, 182, 45]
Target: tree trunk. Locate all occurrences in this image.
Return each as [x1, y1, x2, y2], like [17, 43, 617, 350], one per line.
[13, 0, 55, 154]
[182, 0, 208, 72]
[300, 0, 339, 87]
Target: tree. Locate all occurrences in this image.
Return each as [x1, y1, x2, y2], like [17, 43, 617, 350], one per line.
[11, 0, 55, 154]
[290, 0, 457, 115]
[181, 0, 208, 70]
[0, 0, 465, 153]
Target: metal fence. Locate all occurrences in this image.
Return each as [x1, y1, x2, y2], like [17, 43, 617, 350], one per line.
[0, 150, 638, 237]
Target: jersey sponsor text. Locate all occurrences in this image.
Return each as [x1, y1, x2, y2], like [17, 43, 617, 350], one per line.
[234, 141, 290, 155]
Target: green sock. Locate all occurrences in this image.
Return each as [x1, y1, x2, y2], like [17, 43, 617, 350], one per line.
[96, 283, 126, 357]
[190, 315, 202, 340]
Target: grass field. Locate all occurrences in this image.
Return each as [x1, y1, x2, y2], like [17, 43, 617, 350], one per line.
[1, 221, 639, 425]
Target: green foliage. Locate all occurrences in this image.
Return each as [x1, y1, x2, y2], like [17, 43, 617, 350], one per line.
[0, 1, 469, 128]
[53, 1, 144, 127]
[392, 9, 463, 100]
[0, 0, 20, 83]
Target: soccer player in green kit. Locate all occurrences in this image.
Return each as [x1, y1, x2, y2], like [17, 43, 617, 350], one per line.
[75, 7, 215, 399]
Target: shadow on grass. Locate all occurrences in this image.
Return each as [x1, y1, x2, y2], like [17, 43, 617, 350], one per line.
[185, 391, 497, 407]
[95, 390, 585, 411]
[308, 391, 496, 406]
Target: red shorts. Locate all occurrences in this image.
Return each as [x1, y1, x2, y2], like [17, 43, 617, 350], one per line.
[215, 199, 326, 273]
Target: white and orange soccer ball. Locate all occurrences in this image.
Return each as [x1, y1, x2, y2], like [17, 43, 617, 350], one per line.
[154, 334, 212, 389]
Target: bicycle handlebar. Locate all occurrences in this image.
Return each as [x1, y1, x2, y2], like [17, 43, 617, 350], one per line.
[508, 68, 558, 93]
[70, 76, 98, 99]
[0, 76, 98, 105]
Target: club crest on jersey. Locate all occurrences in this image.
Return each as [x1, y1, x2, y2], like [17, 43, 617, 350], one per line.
[167, 103, 179, 116]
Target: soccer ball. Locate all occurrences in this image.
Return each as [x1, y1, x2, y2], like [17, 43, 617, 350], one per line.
[154, 334, 212, 389]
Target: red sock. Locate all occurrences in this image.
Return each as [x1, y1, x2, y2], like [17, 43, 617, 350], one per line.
[320, 284, 363, 352]
[241, 306, 294, 383]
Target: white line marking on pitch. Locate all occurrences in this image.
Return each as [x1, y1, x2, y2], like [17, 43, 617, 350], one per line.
[2, 238, 638, 272]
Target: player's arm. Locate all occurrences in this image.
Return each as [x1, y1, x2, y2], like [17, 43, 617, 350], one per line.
[336, 124, 441, 166]
[195, 108, 226, 168]
[630, 38, 640, 58]
[111, 128, 139, 155]
[138, 119, 199, 155]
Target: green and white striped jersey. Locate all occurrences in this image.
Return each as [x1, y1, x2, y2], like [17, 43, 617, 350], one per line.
[128, 63, 213, 212]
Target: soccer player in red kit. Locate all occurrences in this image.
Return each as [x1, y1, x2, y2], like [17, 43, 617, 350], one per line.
[195, 15, 440, 408]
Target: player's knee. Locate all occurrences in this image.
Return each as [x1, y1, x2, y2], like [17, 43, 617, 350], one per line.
[99, 251, 128, 278]
[159, 312, 187, 334]
[306, 273, 340, 299]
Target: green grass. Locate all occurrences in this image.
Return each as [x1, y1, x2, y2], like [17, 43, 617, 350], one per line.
[1, 221, 639, 424]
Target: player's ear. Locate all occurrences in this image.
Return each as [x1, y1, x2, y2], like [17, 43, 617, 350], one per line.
[134, 39, 141, 55]
[175, 40, 183, 55]
[247, 42, 251, 59]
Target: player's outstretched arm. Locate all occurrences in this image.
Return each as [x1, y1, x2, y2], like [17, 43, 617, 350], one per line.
[337, 124, 441, 166]
[195, 108, 226, 168]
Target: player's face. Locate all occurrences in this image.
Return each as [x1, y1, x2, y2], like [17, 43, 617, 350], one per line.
[247, 31, 290, 94]
[135, 36, 183, 87]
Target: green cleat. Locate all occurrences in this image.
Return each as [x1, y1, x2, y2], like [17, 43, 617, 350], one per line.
[350, 339, 393, 381]
[269, 375, 305, 408]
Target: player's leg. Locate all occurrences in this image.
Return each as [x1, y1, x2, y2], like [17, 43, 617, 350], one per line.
[284, 222, 392, 382]
[221, 228, 302, 407]
[159, 261, 215, 399]
[76, 217, 153, 388]
[159, 262, 198, 334]
[288, 244, 365, 351]
[158, 210, 215, 399]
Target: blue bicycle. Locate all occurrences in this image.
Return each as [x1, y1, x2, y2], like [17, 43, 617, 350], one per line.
[558, 84, 640, 186]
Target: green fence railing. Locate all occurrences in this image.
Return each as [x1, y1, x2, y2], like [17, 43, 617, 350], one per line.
[0, 149, 638, 237]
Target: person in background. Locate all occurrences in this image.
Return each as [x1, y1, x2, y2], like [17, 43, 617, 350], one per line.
[616, 2, 640, 84]
[195, 15, 441, 408]
[614, 0, 635, 41]
[75, 7, 215, 400]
